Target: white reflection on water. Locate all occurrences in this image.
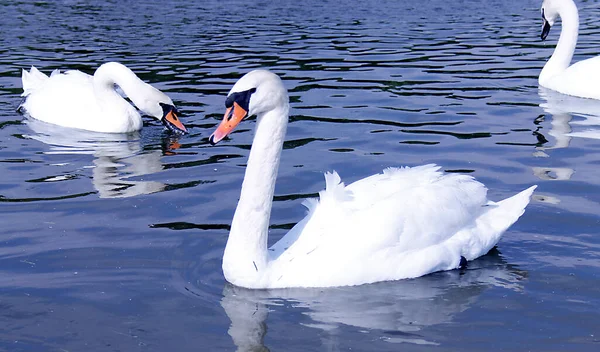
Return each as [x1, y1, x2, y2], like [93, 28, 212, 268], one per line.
[538, 88, 600, 147]
[534, 88, 600, 182]
[221, 252, 526, 350]
[25, 118, 171, 198]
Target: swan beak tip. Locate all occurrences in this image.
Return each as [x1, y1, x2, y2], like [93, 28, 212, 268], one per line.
[209, 103, 248, 145]
[209, 129, 227, 145]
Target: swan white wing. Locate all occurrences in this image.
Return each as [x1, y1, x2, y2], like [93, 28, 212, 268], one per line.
[273, 165, 487, 252]
[268, 165, 498, 287]
[21, 70, 96, 128]
[363, 179, 534, 284]
[268, 171, 350, 258]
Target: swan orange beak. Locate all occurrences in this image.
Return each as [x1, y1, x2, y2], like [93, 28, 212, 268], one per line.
[163, 109, 188, 134]
[160, 103, 187, 134]
[209, 102, 248, 145]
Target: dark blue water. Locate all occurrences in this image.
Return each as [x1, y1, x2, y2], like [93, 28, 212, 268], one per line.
[1, 0, 599, 350]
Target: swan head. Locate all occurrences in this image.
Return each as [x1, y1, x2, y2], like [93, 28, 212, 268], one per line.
[138, 92, 187, 134]
[209, 70, 288, 145]
[540, 0, 578, 40]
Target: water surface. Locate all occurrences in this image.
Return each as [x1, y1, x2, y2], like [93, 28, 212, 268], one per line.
[1, 0, 599, 351]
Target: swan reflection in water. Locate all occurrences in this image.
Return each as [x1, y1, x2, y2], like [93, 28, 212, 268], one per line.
[534, 88, 600, 182]
[25, 119, 180, 198]
[221, 250, 526, 350]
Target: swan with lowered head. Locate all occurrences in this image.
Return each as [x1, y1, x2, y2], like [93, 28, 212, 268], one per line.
[209, 70, 536, 289]
[539, 0, 600, 99]
[19, 62, 187, 133]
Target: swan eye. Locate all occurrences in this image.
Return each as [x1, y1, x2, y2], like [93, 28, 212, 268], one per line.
[225, 88, 257, 114]
[225, 95, 234, 109]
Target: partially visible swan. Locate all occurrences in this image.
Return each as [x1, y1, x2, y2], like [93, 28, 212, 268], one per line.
[209, 69, 537, 289]
[19, 62, 187, 133]
[539, 0, 600, 99]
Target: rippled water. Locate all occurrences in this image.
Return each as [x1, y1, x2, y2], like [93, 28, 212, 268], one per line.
[1, 0, 599, 350]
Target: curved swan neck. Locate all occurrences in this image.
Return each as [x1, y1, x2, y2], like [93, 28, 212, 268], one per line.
[93, 62, 169, 122]
[222, 104, 289, 288]
[93, 62, 145, 104]
[540, 1, 579, 84]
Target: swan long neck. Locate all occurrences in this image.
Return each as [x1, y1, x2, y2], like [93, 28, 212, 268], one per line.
[92, 62, 167, 131]
[539, 2, 579, 84]
[222, 104, 289, 288]
[93, 62, 147, 107]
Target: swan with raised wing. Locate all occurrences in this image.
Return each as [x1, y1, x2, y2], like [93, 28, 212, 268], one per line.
[539, 0, 600, 99]
[209, 69, 536, 289]
[19, 62, 187, 133]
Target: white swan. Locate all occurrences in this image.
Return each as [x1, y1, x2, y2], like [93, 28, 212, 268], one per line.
[539, 0, 600, 99]
[19, 62, 187, 133]
[209, 69, 536, 289]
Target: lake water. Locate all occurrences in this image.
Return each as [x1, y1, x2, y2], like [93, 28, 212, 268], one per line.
[1, 0, 599, 350]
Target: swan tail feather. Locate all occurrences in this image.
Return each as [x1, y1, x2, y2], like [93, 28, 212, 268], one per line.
[21, 66, 49, 97]
[457, 185, 537, 260]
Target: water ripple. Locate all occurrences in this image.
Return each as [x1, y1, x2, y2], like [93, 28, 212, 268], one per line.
[0, 0, 599, 350]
